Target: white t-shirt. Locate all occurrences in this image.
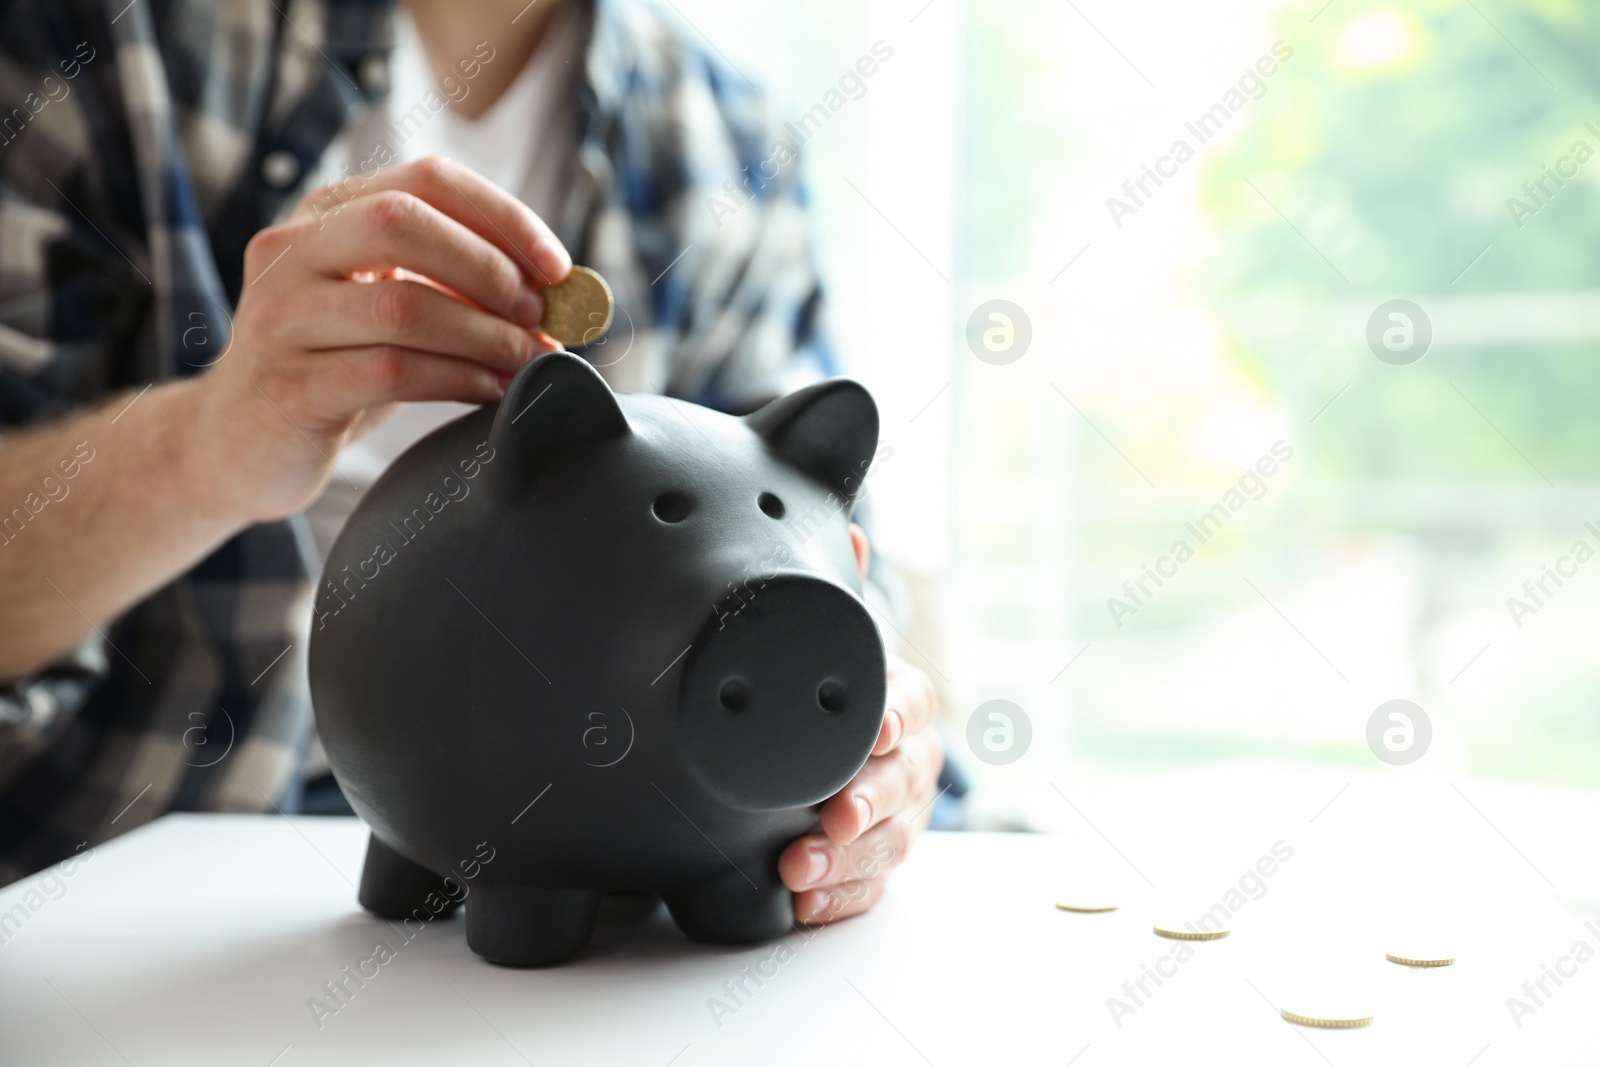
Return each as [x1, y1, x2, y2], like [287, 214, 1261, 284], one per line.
[303, 2, 588, 559]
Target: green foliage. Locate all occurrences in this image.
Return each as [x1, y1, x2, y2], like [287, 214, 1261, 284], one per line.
[1203, 0, 1600, 482]
[1206, 0, 1600, 297]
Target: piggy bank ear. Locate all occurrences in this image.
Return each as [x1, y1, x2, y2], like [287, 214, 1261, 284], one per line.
[745, 378, 879, 500]
[490, 351, 629, 493]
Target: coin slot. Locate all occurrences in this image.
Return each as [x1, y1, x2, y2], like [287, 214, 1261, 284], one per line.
[653, 491, 691, 523]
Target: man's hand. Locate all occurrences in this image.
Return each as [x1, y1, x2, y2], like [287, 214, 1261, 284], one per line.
[778, 524, 944, 924]
[185, 155, 571, 523]
[0, 156, 574, 680]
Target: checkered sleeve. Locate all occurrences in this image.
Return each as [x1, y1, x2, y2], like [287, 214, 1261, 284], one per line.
[622, 34, 840, 414]
[0, 0, 360, 881]
[0, 638, 108, 784]
[502, 0, 849, 415]
[0, 10, 132, 772]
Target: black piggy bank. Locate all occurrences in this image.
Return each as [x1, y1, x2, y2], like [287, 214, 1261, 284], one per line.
[309, 352, 887, 966]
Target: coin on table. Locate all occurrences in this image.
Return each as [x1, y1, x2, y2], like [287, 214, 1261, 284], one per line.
[1153, 920, 1229, 941]
[1280, 1001, 1376, 1029]
[1385, 948, 1456, 968]
[1056, 900, 1120, 913]
[540, 264, 614, 347]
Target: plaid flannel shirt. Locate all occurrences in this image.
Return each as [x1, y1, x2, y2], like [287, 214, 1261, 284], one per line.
[0, 0, 837, 884]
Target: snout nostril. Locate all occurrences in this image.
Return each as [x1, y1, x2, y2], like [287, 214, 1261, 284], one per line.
[758, 492, 785, 519]
[817, 680, 847, 713]
[719, 678, 750, 711]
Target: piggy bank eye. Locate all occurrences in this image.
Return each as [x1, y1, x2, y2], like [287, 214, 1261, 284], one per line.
[653, 491, 691, 523]
[757, 492, 785, 519]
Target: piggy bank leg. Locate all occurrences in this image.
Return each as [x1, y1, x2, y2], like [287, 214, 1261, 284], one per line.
[664, 871, 792, 944]
[357, 833, 464, 921]
[465, 885, 602, 966]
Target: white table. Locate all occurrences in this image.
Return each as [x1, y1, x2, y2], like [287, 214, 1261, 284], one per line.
[3, 764, 1597, 1065]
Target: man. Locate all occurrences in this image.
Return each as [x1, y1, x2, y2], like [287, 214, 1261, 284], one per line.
[0, 0, 943, 926]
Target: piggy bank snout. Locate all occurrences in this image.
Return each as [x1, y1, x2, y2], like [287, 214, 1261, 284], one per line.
[678, 574, 886, 812]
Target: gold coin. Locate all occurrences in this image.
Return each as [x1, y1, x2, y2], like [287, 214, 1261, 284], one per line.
[540, 264, 614, 348]
[1153, 921, 1229, 941]
[1385, 950, 1455, 968]
[1280, 1005, 1375, 1029]
[1055, 900, 1119, 913]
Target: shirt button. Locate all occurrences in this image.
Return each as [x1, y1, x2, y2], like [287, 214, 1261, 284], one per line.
[260, 149, 301, 189]
[359, 54, 389, 93]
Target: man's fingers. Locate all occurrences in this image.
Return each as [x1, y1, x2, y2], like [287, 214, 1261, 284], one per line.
[294, 156, 571, 287]
[268, 345, 509, 422]
[819, 728, 941, 845]
[794, 874, 889, 925]
[286, 277, 552, 375]
[779, 808, 922, 894]
[872, 655, 940, 756]
[300, 191, 540, 328]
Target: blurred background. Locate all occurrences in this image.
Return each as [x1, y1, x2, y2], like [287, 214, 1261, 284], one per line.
[672, 0, 1600, 824]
